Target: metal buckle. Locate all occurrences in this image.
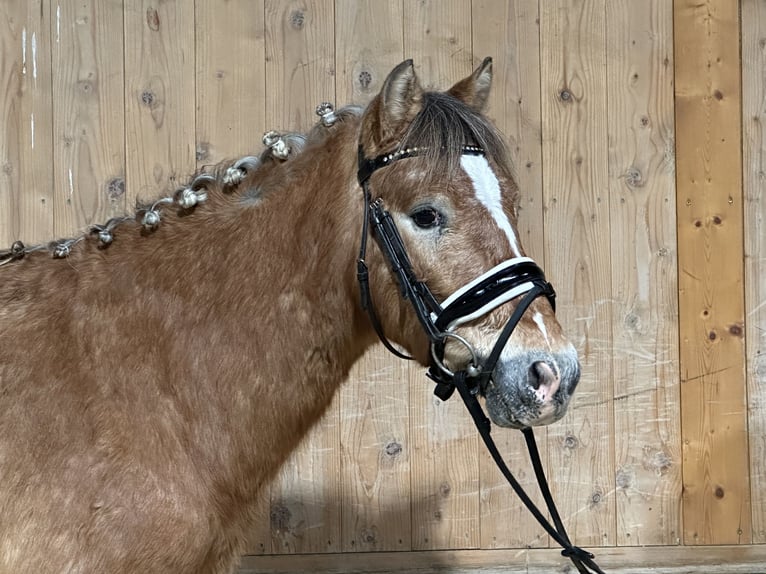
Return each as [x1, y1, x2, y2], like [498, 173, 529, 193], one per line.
[430, 332, 481, 379]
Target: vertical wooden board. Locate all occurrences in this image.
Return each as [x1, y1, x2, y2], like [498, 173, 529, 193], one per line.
[52, 0, 125, 237]
[674, 0, 751, 546]
[540, 0, 615, 547]
[403, 0, 473, 89]
[471, 0, 550, 549]
[124, 0, 195, 206]
[339, 348, 411, 553]
[404, 0, 480, 551]
[606, 0, 681, 546]
[335, 0, 408, 554]
[195, 0, 266, 166]
[0, 0, 53, 246]
[335, 0, 403, 107]
[264, 0, 335, 132]
[741, 0, 765, 546]
[264, 0, 339, 555]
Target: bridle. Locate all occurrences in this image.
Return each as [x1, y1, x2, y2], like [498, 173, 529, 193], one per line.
[356, 143, 605, 574]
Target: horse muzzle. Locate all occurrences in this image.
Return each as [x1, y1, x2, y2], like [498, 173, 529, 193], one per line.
[482, 347, 580, 429]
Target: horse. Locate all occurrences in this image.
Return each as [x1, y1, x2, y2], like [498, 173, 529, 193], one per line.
[0, 58, 580, 574]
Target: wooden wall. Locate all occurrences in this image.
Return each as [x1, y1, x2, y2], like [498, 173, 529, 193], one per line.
[1, 0, 765, 571]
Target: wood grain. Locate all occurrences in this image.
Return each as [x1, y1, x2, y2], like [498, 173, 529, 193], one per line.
[124, 0, 195, 206]
[334, 0, 408, 554]
[0, 0, 54, 246]
[674, 0, 751, 545]
[263, 0, 340, 555]
[52, 0, 125, 237]
[606, 0, 681, 546]
[741, 0, 766, 546]
[264, 0, 335, 131]
[335, 0, 403, 107]
[471, 0, 549, 549]
[404, 0, 480, 551]
[195, 0, 266, 166]
[540, 0, 615, 547]
[339, 348, 411, 552]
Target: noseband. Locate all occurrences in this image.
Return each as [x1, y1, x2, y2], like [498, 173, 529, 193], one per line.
[355, 143, 604, 574]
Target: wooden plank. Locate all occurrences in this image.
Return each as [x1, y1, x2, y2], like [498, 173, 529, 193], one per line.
[124, 0, 195, 206]
[52, 0, 124, 237]
[264, 0, 335, 131]
[674, 0, 751, 545]
[539, 0, 615, 547]
[470, 0, 549, 549]
[0, 0, 53, 245]
[195, 0, 266, 166]
[335, 0, 403, 107]
[335, 0, 408, 554]
[339, 348, 411, 553]
[240, 544, 766, 574]
[606, 0, 681, 546]
[403, 0, 479, 551]
[742, 0, 766, 546]
[263, 0, 339, 555]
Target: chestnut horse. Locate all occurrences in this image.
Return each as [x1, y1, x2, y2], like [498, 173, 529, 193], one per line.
[0, 59, 580, 573]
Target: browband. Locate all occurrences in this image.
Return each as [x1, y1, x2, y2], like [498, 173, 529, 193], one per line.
[357, 144, 484, 186]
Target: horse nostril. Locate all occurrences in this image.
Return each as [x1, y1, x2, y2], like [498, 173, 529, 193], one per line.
[529, 360, 557, 390]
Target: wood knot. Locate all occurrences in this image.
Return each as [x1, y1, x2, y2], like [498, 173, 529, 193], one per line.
[624, 312, 640, 330]
[616, 467, 633, 489]
[729, 323, 743, 337]
[625, 167, 643, 188]
[196, 142, 210, 162]
[589, 489, 603, 507]
[713, 89, 723, 101]
[269, 503, 291, 532]
[563, 433, 579, 450]
[358, 69, 372, 90]
[146, 7, 160, 31]
[78, 80, 94, 94]
[559, 89, 572, 102]
[439, 482, 451, 498]
[141, 90, 155, 106]
[360, 527, 377, 544]
[714, 486, 725, 499]
[105, 177, 125, 200]
[711, 215, 722, 225]
[640, 115, 650, 127]
[384, 441, 402, 457]
[708, 330, 717, 341]
[289, 10, 305, 30]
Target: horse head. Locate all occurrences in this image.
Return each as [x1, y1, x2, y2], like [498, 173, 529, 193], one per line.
[357, 59, 580, 429]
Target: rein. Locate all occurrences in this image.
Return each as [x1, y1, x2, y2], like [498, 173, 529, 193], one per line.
[356, 144, 605, 574]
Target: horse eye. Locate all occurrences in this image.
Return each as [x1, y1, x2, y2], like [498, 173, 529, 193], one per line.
[411, 207, 443, 229]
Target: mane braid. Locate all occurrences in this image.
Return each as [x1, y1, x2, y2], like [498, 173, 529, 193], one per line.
[0, 130, 317, 266]
[399, 92, 513, 179]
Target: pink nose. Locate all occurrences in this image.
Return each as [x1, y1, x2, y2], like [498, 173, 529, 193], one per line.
[529, 361, 561, 403]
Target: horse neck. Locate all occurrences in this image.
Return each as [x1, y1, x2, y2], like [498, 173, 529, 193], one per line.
[4, 123, 375, 505]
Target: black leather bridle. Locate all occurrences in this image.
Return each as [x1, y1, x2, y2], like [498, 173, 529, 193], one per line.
[356, 143, 605, 574]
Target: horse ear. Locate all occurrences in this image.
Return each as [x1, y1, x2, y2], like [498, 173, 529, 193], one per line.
[376, 59, 424, 142]
[447, 57, 493, 112]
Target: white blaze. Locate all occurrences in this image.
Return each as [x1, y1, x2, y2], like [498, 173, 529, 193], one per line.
[532, 311, 551, 347]
[460, 154, 521, 256]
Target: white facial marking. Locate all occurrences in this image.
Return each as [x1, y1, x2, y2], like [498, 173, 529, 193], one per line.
[532, 311, 551, 347]
[460, 154, 521, 256]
